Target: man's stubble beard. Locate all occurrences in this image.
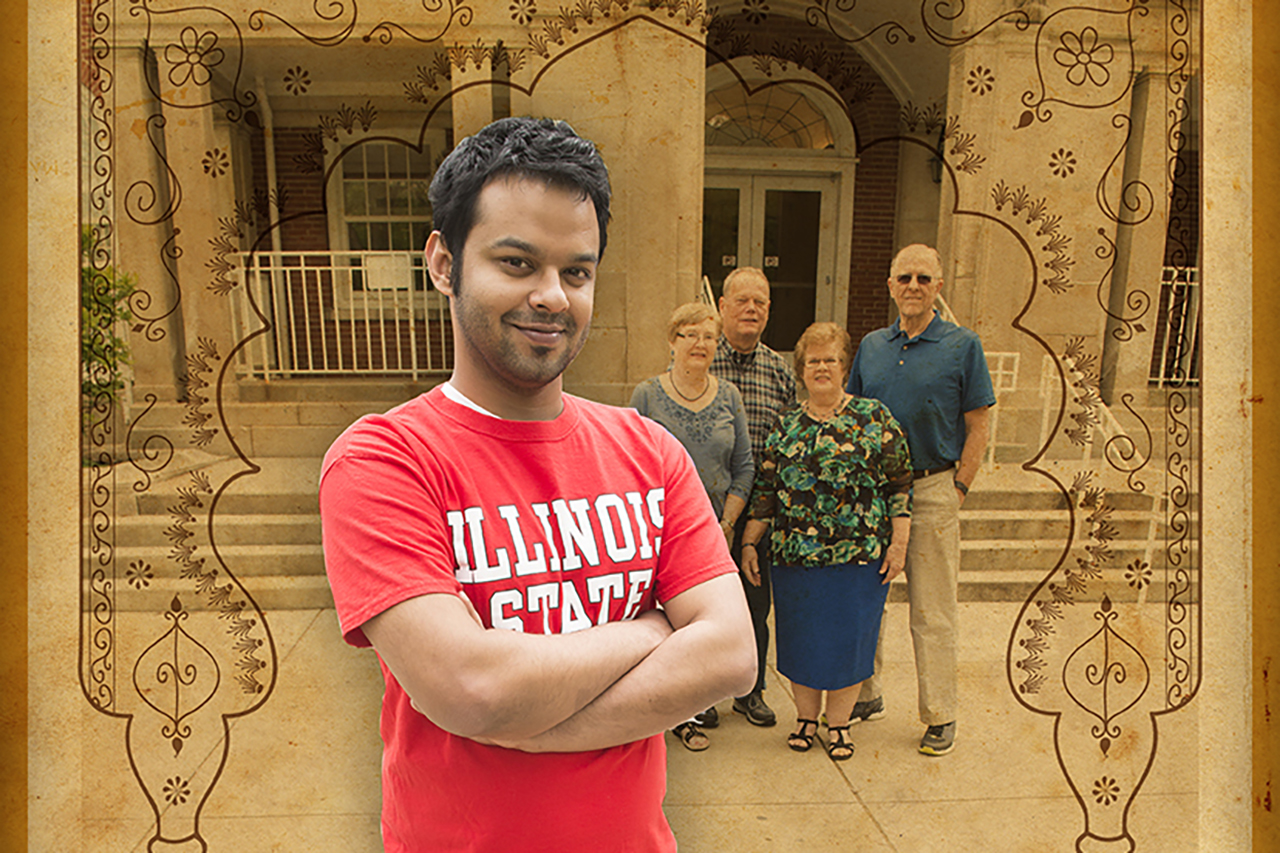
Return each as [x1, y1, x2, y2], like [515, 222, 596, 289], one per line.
[450, 269, 592, 394]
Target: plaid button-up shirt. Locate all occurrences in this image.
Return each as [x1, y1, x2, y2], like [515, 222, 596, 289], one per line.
[710, 336, 797, 464]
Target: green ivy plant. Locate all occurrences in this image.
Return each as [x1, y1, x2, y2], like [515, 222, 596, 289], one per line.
[81, 227, 137, 425]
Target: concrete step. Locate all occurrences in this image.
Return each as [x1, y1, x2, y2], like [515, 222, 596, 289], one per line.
[123, 399, 410, 459]
[134, 491, 322, 517]
[959, 510, 1160, 541]
[958, 539, 1158, 571]
[963, 489, 1162, 512]
[891, 568, 1190, 604]
[83, 574, 334, 612]
[98, 544, 325, 577]
[112, 514, 322, 547]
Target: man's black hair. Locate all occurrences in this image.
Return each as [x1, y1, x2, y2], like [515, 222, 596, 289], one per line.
[427, 117, 612, 287]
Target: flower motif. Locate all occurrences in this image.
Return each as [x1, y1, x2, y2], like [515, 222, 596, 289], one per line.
[163, 776, 191, 806]
[1053, 27, 1114, 87]
[1049, 148, 1077, 178]
[202, 148, 229, 177]
[283, 65, 311, 96]
[743, 0, 769, 25]
[164, 28, 224, 87]
[966, 65, 995, 96]
[126, 560, 153, 590]
[509, 0, 536, 26]
[1092, 776, 1120, 806]
[1124, 559, 1153, 589]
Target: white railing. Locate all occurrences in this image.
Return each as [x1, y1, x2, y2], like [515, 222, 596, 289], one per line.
[1149, 266, 1200, 385]
[982, 351, 1020, 468]
[229, 251, 453, 380]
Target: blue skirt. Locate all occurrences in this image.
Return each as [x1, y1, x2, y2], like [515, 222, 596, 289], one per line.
[772, 557, 890, 691]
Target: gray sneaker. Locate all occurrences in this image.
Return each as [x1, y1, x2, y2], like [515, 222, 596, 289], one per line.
[919, 721, 956, 756]
[849, 696, 885, 724]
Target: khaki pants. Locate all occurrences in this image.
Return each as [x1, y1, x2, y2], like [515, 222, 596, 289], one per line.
[859, 470, 960, 725]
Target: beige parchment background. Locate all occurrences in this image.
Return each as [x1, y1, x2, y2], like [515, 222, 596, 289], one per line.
[9, 0, 1273, 849]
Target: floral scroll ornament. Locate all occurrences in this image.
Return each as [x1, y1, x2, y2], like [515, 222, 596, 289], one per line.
[1017, 6, 1142, 128]
[510, 0, 536, 26]
[126, 560, 154, 590]
[1093, 776, 1121, 806]
[1054, 27, 1114, 87]
[283, 65, 311, 95]
[967, 65, 995, 96]
[164, 28, 225, 87]
[742, 0, 769, 26]
[1050, 148, 1077, 178]
[202, 148, 229, 177]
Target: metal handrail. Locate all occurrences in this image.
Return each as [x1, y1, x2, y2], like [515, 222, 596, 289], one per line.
[228, 250, 452, 381]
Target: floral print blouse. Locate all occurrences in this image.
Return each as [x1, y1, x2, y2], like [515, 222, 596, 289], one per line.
[749, 396, 913, 568]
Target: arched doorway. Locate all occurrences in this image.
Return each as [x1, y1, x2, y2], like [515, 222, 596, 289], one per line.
[702, 61, 858, 352]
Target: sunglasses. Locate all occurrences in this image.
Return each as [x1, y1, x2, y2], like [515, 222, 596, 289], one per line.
[895, 273, 933, 285]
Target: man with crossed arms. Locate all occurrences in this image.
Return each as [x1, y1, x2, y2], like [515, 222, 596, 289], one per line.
[321, 117, 755, 852]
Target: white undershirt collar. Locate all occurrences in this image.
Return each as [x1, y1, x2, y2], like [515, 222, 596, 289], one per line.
[442, 380, 502, 419]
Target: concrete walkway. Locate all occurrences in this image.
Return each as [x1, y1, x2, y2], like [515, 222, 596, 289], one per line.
[80, 599, 1197, 852]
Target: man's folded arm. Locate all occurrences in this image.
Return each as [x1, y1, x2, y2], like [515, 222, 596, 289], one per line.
[363, 592, 674, 741]
[483, 571, 757, 753]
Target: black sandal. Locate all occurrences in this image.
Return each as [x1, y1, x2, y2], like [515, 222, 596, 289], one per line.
[825, 725, 854, 761]
[787, 719, 819, 752]
[673, 721, 710, 752]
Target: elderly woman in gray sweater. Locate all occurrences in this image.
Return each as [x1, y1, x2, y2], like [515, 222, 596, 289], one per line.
[630, 301, 753, 752]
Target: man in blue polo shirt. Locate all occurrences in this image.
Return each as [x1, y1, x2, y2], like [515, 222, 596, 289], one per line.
[845, 244, 994, 756]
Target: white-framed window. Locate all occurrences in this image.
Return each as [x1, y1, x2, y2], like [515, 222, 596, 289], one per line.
[339, 140, 435, 291]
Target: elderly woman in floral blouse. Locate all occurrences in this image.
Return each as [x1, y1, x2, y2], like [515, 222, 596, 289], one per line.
[740, 322, 912, 762]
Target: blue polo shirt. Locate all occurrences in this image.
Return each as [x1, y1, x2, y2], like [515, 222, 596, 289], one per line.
[846, 312, 996, 470]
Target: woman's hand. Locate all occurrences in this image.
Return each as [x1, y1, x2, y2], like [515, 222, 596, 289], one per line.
[720, 519, 735, 548]
[740, 544, 762, 587]
[881, 540, 908, 585]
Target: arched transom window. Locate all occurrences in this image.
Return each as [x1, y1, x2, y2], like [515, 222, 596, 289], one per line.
[705, 82, 836, 149]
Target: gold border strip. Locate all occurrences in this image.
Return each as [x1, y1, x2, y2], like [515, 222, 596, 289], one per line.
[2, 1, 29, 848]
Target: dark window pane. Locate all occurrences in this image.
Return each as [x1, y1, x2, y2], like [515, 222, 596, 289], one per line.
[367, 144, 386, 179]
[370, 222, 390, 250]
[367, 182, 388, 216]
[387, 145, 408, 178]
[390, 221, 411, 249]
[389, 180, 410, 215]
[412, 221, 430, 251]
[701, 187, 740, 300]
[762, 189, 820, 352]
[410, 180, 430, 215]
[408, 147, 432, 178]
[342, 151, 365, 178]
[344, 182, 367, 216]
[347, 222, 368, 250]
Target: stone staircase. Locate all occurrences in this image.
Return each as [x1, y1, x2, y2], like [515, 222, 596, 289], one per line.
[101, 447, 1171, 612]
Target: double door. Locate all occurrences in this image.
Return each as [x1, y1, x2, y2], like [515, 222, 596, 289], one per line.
[702, 174, 840, 353]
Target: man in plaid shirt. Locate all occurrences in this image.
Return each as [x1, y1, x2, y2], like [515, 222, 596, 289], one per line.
[707, 267, 797, 728]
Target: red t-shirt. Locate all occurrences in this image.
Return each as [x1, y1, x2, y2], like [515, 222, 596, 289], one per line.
[320, 387, 735, 852]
